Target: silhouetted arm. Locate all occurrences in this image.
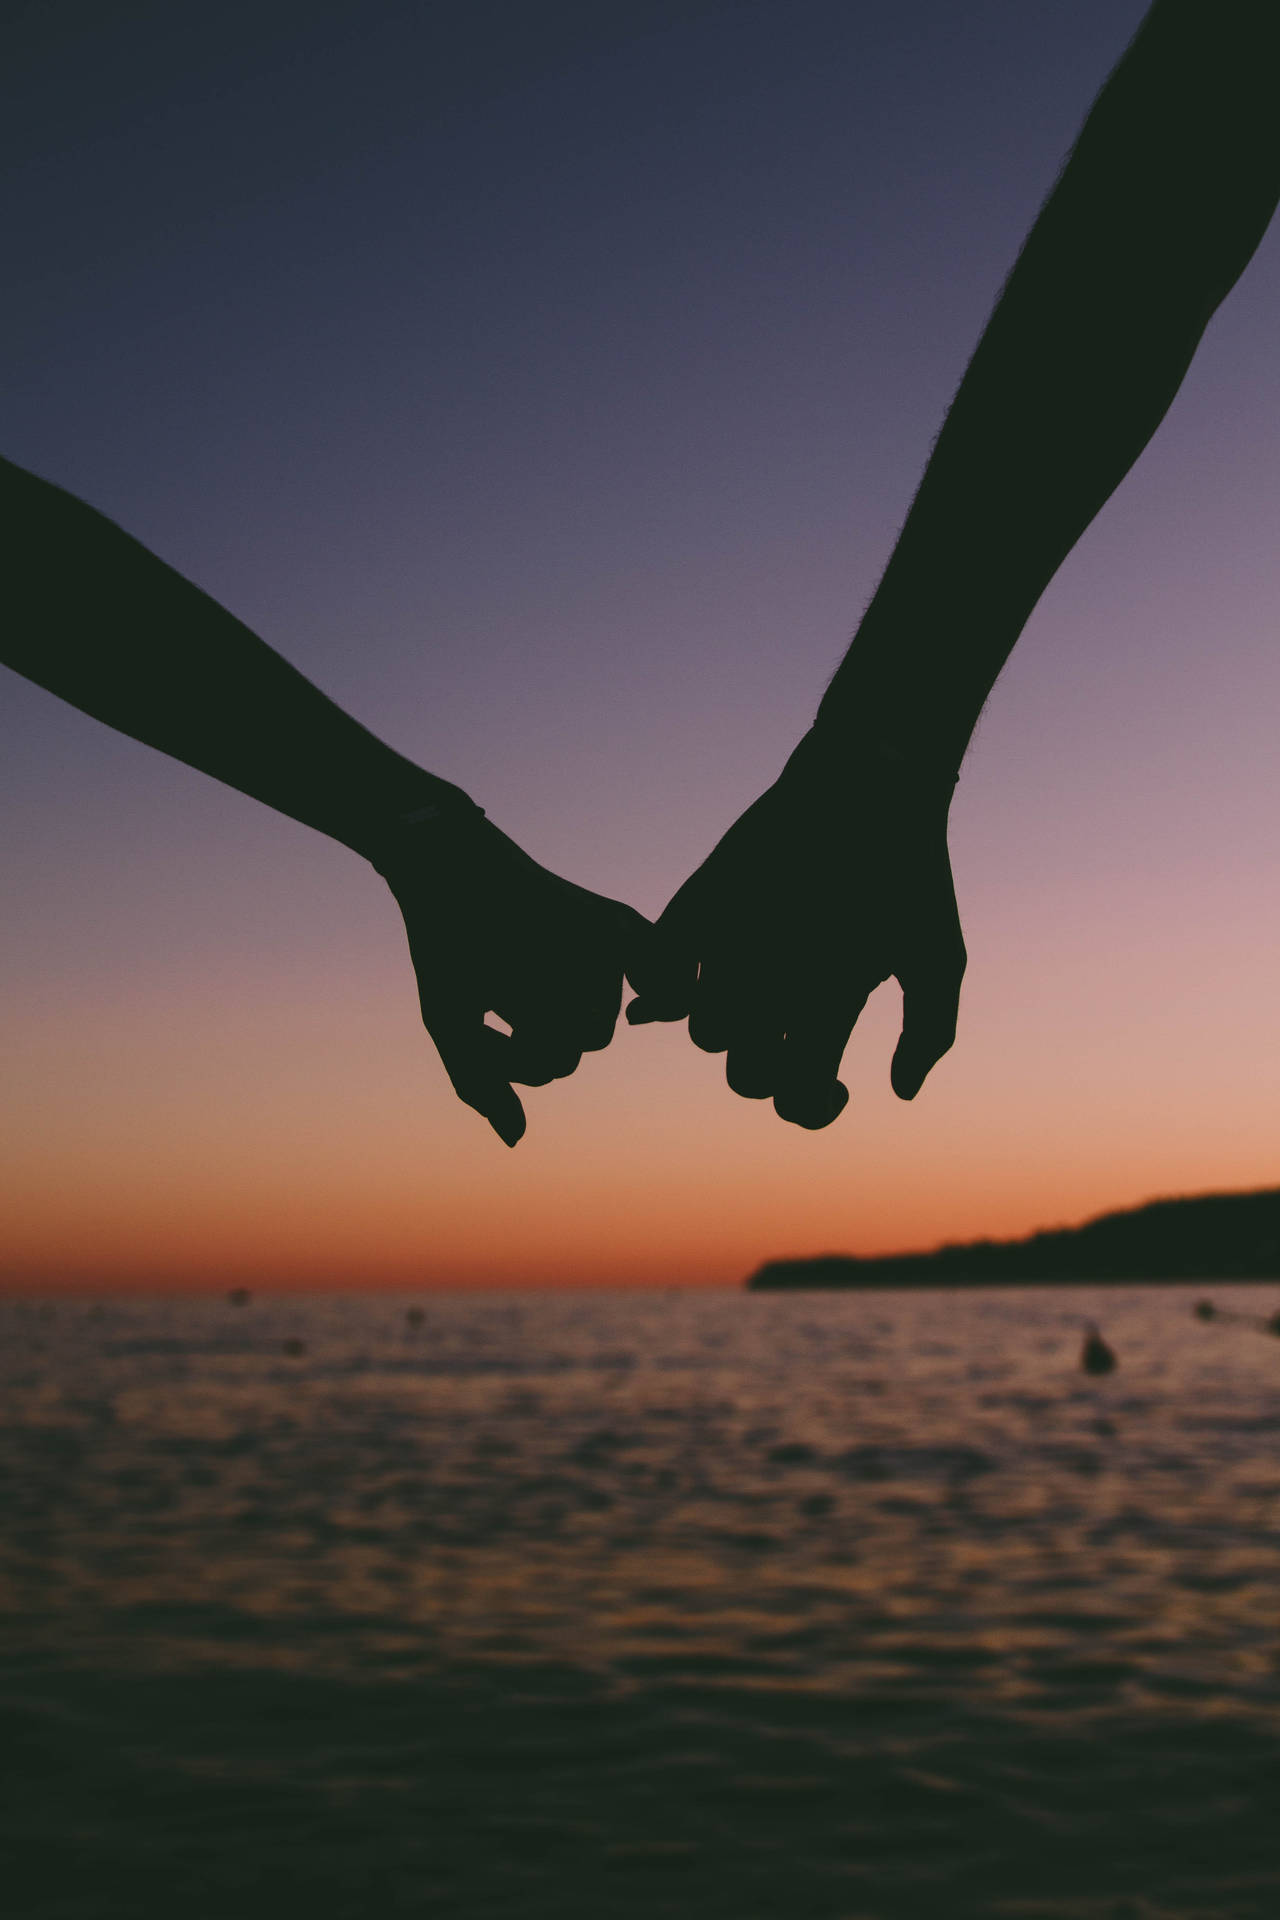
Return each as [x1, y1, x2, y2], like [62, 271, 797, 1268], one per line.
[819, 0, 1280, 767]
[1, 457, 649, 1144]
[629, 0, 1280, 1125]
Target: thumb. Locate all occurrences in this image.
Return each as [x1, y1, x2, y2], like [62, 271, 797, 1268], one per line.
[890, 946, 964, 1101]
[624, 879, 702, 1025]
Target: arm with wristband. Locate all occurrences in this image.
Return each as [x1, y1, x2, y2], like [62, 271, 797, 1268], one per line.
[0, 455, 650, 1145]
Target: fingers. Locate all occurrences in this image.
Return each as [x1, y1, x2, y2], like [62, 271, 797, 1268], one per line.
[772, 989, 870, 1129]
[428, 966, 627, 1134]
[426, 1014, 528, 1148]
[611, 899, 660, 996]
[725, 1029, 784, 1101]
[891, 941, 965, 1101]
[692, 959, 865, 1130]
[687, 962, 741, 1056]
[503, 956, 628, 1080]
[686, 954, 777, 1084]
[580, 907, 644, 1052]
[624, 880, 702, 1026]
[401, 840, 658, 1139]
[506, 1024, 584, 1087]
[577, 997, 623, 1056]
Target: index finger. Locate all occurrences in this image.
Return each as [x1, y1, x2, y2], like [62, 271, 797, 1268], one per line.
[424, 1009, 527, 1146]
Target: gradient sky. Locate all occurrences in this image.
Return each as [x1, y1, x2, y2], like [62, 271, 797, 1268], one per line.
[4, 0, 1279, 1291]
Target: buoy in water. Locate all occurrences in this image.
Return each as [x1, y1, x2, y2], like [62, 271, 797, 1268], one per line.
[1193, 1299, 1216, 1322]
[406, 1305, 425, 1328]
[1082, 1323, 1117, 1375]
[282, 1336, 306, 1358]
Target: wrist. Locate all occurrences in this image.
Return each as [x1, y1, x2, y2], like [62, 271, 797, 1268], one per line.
[817, 575, 1025, 780]
[358, 780, 487, 878]
[786, 718, 961, 812]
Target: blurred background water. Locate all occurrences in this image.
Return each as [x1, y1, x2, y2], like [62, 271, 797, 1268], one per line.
[3, 1284, 1279, 1919]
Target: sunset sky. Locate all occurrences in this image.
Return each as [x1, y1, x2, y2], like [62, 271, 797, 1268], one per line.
[4, 0, 1279, 1292]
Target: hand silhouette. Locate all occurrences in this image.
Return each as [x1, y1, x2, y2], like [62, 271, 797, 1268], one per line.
[0, 461, 652, 1149]
[374, 807, 652, 1146]
[626, 730, 965, 1126]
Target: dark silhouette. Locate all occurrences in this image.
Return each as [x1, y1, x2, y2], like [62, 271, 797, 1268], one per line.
[227, 1287, 252, 1308]
[629, 0, 1280, 1126]
[747, 1186, 1280, 1289]
[406, 1305, 425, 1328]
[8, 4, 1279, 1149]
[1082, 1323, 1118, 1375]
[0, 457, 650, 1146]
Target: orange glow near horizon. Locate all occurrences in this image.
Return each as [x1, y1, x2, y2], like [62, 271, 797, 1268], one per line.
[5, 927, 1279, 1293]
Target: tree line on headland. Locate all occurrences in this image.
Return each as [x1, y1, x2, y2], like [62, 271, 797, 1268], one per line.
[747, 1188, 1280, 1290]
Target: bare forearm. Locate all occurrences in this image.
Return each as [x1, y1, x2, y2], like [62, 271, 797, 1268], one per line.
[819, 0, 1280, 770]
[0, 458, 470, 856]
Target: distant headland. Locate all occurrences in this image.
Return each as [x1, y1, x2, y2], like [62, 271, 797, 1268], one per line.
[747, 1187, 1280, 1290]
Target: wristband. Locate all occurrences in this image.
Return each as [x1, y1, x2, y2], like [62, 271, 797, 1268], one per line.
[367, 787, 485, 875]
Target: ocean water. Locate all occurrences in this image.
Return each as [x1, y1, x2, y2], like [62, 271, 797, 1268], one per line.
[3, 1284, 1280, 1920]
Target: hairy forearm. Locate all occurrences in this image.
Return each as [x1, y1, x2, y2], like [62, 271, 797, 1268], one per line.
[819, 0, 1280, 770]
[0, 458, 471, 857]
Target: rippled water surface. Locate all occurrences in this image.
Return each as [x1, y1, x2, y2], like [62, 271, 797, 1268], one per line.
[4, 1285, 1280, 1918]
